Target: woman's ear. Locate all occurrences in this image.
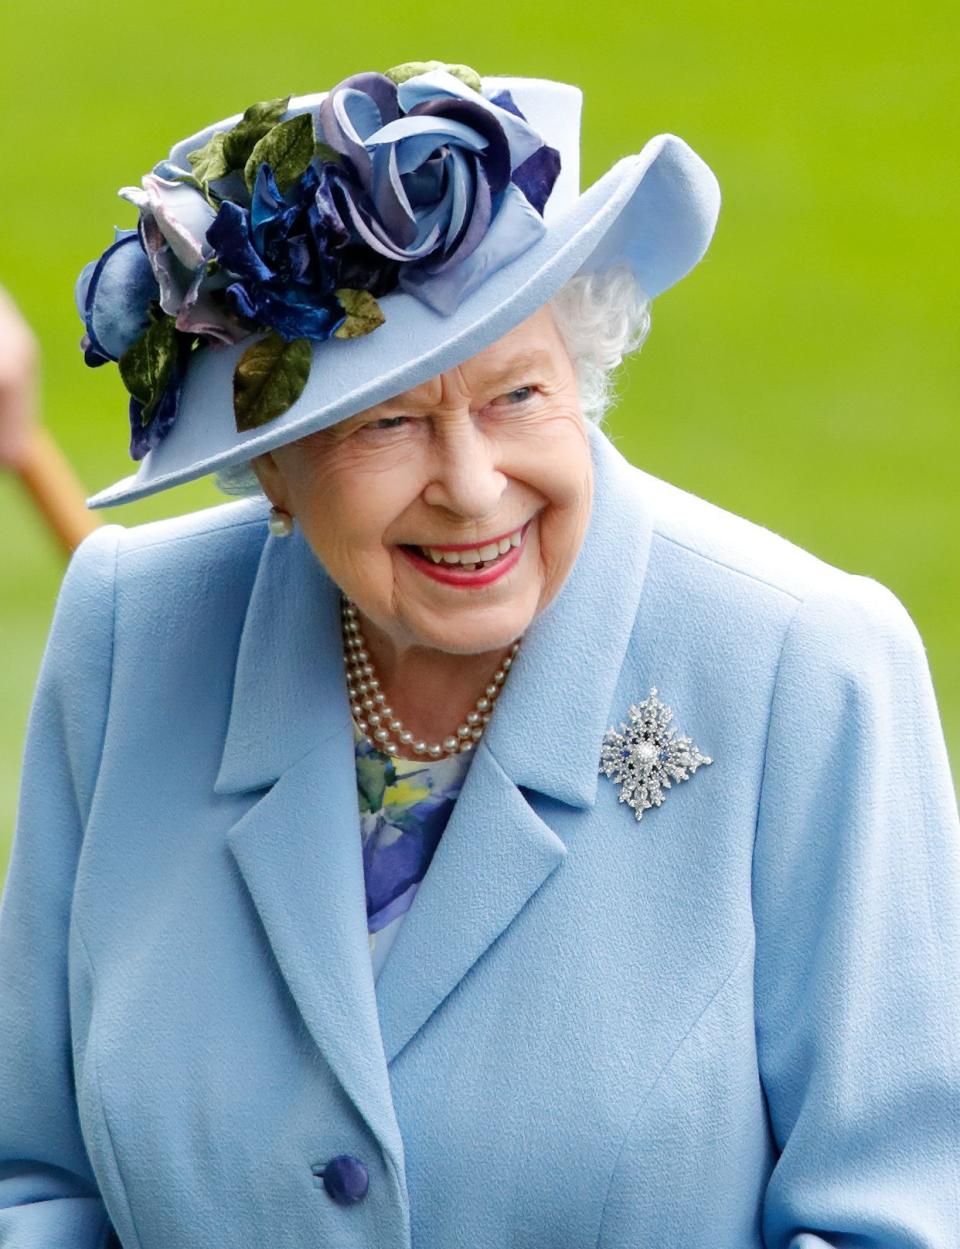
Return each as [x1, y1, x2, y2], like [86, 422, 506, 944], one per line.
[250, 451, 289, 513]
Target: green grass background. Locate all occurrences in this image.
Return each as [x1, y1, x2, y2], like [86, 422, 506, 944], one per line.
[1, 0, 957, 879]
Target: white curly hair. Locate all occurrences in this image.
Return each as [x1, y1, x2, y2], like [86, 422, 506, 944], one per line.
[212, 260, 651, 499]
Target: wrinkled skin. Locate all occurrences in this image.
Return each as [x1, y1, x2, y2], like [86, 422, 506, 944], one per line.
[253, 303, 592, 749]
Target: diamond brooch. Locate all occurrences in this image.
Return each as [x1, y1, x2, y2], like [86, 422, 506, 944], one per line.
[599, 688, 712, 821]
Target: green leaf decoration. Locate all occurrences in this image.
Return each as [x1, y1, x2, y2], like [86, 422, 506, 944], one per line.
[118, 305, 179, 425]
[187, 96, 290, 195]
[244, 112, 316, 193]
[239, 95, 291, 128]
[233, 333, 311, 432]
[222, 95, 290, 171]
[334, 288, 386, 339]
[314, 140, 343, 165]
[384, 60, 482, 92]
[187, 130, 231, 196]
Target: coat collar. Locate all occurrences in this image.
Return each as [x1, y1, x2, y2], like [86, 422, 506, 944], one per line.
[216, 423, 653, 1187]
[214, 519, 350, 796]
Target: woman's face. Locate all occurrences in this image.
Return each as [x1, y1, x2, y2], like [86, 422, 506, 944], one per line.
[253, 304, 593, 657]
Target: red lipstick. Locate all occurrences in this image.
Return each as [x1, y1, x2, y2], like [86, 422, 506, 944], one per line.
[397, 522, 530, 588]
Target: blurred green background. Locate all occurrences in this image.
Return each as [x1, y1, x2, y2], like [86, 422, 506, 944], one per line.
[1, 0, 957, 879]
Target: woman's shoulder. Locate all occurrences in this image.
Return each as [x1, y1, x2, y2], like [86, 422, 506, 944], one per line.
[635, 457, 898, 595]
[620, 456, 926, 671]
[69, 495, 270, 590]
[54, 496, 272, 675]
[113, 495, 270, 560]
[633, 464, 840, 599]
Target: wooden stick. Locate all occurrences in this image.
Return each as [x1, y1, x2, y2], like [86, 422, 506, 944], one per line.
[16, 427, 100, 555]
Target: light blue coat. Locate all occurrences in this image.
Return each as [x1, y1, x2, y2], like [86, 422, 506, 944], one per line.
[2, 423, 959, 1249]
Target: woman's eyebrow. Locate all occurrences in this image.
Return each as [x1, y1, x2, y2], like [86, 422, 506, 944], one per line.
[375, 350, 557, 414]
[475, 349, 556, 389]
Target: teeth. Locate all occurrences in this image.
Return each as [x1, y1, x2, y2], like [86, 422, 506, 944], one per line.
[420, 524, 524, 565]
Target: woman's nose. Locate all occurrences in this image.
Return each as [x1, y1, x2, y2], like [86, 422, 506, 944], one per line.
[421, 417, 507, 520]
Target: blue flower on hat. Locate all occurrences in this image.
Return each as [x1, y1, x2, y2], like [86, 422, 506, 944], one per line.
[75, 229, 159, 364]
[205, 162, 398, 342]
[319, 67, 560, 313]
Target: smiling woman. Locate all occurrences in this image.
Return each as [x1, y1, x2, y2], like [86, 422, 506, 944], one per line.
[250, 301, 595, 740]
[3, 62, 959, 1249]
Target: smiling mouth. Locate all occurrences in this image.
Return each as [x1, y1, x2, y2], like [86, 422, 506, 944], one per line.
[399, 522, 527, 573]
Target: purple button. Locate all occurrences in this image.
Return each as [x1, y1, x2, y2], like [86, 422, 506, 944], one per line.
[315, 1154, 369, 1205]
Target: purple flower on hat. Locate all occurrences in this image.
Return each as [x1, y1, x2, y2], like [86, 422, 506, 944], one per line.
[119, 173, 246, 345]
[319, 68, 560, 313]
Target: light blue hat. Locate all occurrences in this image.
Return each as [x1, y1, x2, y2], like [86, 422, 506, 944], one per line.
[79, 64, 721, 509]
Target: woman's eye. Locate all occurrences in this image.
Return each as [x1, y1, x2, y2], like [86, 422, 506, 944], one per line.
[367, 415, 409, 431]
[494, 386, 535, 405]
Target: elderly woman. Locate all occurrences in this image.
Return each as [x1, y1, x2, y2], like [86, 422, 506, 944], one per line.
[2, 63, 958, 1249]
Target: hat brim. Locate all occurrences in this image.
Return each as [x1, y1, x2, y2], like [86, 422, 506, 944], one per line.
[86, 133, 720, 509]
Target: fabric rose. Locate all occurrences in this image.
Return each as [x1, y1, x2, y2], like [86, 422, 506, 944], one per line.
[318, 68, 560, 313]
[206, 161, 398, 341]
[118, 173, 245, 344]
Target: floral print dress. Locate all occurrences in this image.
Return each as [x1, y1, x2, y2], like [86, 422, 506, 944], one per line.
[353, 723, 473, 981]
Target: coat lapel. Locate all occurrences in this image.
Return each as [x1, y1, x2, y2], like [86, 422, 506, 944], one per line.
[375, 424, 654, 1062]
[374, 742, 568, 1064]
[215, 524, 406, 1181]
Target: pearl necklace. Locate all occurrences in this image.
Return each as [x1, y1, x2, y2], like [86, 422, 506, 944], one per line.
[341, 597, 520, 759]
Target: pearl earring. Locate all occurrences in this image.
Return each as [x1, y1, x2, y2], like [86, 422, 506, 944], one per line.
[267, 506, 294, 537]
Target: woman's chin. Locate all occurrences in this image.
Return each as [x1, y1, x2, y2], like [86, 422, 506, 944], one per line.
[402, 602, 535, 658]
[389, 534, 543, 654]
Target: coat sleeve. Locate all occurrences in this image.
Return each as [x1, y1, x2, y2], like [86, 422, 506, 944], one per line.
[0, 523, 123, 1248]
[753, 573, 960, 1248]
